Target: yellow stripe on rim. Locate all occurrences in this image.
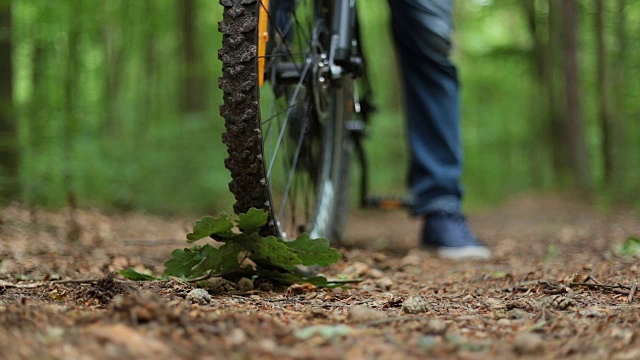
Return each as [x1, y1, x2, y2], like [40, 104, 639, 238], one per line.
[258, 0, 270, 87]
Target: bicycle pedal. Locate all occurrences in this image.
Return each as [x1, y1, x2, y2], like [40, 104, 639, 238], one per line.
[363, 196, 414, 210]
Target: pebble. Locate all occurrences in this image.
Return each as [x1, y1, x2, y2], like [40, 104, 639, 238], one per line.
[375, 277, 394, 290]
[402, 295, 431, 314]
[417, 335, 439, 349]
[497, 318, 511, 326]
[348, 305, 386, 323]
[236, 277, 254, 291]
[484, 298, 504, 308]
[423, 319, 447, 335]
[507, 308, 529, 320]
[512, 333, 544, 355]
[205, 277, 236, 293]
[343, 262, 370, 278]
[228, 328, 247, 346]
[186, 289, 211, 305]
[400, 249, 423, 267]
[368, 268, 385, 279]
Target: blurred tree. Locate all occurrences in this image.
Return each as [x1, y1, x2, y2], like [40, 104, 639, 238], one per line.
[65, 0, 81, 198]
[560, 0, 591, 188]
[102, 0, 124, 135]
[612, 0, 627, 192]
[4, 0, 638, 212]
[521, 0, 548, 187]
[0, 0, 18, 200]
[180, 0, 206, 113]
[595, 0, 613, 186]
[143, 0, 157, 131]
[546, 0, 569, 184]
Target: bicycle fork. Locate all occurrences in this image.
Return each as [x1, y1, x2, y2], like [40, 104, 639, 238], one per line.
[333, 0, 414, 211]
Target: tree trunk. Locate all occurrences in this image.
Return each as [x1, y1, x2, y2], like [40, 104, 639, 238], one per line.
[143, 0, 156, 134]
[612, 0, 627, 191]
[521, 0, 546, 188]
[560, 0, 591, 188]
[102, 0, 124, 135]
[595, 0, 613, 186]
[179, 0, 205, 113]
[65, 0, 81, 207]
[546, 0, 569, 184]
[0, 0, 18, 199]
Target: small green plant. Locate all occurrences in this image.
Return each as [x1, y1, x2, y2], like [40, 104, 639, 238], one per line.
[544, 243, 559, 261]
[120, 208, 342, 286]
[614, 236, 640, 258]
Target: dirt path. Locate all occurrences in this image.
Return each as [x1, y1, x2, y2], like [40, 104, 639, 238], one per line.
[1, 194, 639, 359]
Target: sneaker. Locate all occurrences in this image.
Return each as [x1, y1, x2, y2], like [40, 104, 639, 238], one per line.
[421, 210, 492, 260]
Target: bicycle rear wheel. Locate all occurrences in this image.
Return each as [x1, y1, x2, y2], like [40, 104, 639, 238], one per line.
[218, 0, 353, 240]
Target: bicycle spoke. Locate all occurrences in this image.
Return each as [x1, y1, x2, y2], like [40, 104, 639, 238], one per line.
[261, 101, 302, 126]
[277, 114, 309, 222]
[266, 59, 312, 178]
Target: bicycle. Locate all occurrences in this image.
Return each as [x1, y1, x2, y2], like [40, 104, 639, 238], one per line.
[218, 0, 410, 241]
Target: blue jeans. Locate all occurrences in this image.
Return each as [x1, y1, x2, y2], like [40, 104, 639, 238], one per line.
[389, 0, 463, 216]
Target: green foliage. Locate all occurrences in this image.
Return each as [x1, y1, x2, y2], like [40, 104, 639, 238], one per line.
[118, 267, 159, 281]
[255, 269, 333, 287]
[252, 235, 302, 270]
[237, 207, 269, 232]
[186, 213, 234, 242]
[163, 208, 341, 285]
[282, 234, 341, 267]
[544, 243, 559, 262]
[614, 237, 640, 258]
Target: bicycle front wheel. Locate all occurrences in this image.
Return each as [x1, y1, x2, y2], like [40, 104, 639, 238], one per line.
[218, 0, 353, 240]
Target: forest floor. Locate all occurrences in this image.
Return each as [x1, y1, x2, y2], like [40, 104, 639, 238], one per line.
[1, 193, 639, 359]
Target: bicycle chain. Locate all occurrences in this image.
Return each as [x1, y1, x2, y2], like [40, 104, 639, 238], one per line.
[218, 0, 277, 234]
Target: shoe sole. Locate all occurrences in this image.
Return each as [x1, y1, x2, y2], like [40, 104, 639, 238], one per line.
[424, 246, 492, 260]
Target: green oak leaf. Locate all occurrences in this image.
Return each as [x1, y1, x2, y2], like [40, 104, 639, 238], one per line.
[186, 213, 234, 242]
[255, 269, 305, 284]
[304, 275, 330, 286]
[255, 269, 332, 287]
[118, 267, 158, 281]
[282, 233, 341, 266]
[164, 245, 213, 279]
[237, 208, 269, 233]
[252, 235, 301, 270]
[191, 242, 242, 276]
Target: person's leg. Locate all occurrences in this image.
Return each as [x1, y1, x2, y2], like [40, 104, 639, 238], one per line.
[389, 0, 460, 214]
[389, 0, 490, 258]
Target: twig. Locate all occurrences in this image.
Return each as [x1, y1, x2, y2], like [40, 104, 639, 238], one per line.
[357, 315, 426, 328]
[543, 288, 567, 295]
[503, 279, 555, 292]
[613, 288, 630, 296]
[569, 282, 631, 290]
[123, 239, 184, 246]
[0, 278, 99, 288]
[569, 282, 632, 295]
[326, 278, 364, 284]
[185, 270, 217, 283]
[628, 282, 638, 303]
[353, 299, 376, 305]
[321, 302, 352, 308]
[51, 278, 100, 285]
[585, 275, 602, 284]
